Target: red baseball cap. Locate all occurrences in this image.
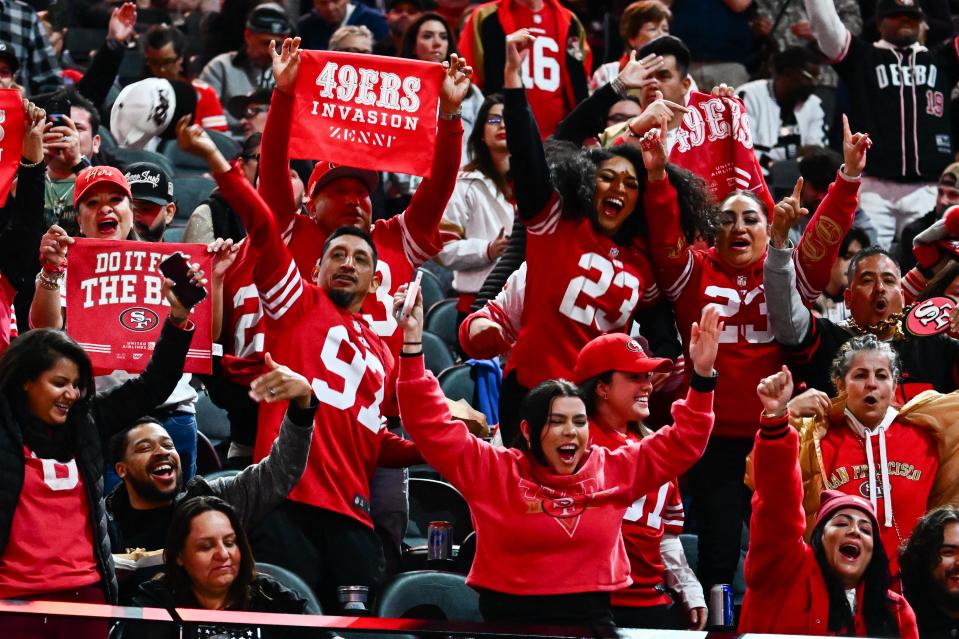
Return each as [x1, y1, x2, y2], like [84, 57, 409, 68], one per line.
[307, 161, 379, 200]
[73, 165, 132, 208]
[814, 490, 879, 531]
[573, 333, 673, 383]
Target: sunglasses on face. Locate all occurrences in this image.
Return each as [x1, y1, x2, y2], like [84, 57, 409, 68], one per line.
[243, 106, 270, 119]
[485, 116, 504, 125]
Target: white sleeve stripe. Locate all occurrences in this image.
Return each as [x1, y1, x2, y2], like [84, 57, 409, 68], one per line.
[734, 166, 752, 179]
[264, 282, 304, 320]
[901, 277, 921, 298]
[527, 199, 562, 235]
[793, 252, 819, 302]
[663, 519, 684, 526]
[262, 274, 302, 314]
[397, 214, 431, 267]
[262, 260, 298, 304]
[664, 252, 694, 301]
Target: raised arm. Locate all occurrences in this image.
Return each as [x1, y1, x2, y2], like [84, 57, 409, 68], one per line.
[257, 37, 302, 230]
[503, 30, 554, 221]
[76, 3, 136, 109]
[210, 354, 315, 530]
[459, 261, 526, 359]
[396, 55, 470, 261]
[804, 0, 852, 61]
[94, 279, 200, 437]
[745, 367, 808, 590]
[638, 121, 696, 298]
[793, 115, 869, 303]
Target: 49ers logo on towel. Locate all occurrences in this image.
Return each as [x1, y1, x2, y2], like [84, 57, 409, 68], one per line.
[66, 239, 213, 374]
[0, 89, 23, 203]
[288, 51, 444, 177]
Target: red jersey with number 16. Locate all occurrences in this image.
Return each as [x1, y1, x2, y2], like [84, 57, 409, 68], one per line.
[508, 193, 659, 389]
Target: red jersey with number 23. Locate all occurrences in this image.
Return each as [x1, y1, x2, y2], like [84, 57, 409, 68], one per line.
[509, 193, 659, 389]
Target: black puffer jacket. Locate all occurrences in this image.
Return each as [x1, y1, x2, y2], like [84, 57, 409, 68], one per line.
[0, 319, 194, 602]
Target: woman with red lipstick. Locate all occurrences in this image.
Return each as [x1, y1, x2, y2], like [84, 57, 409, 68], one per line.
[741, 364, 918, 638]
[574, 333, 706, 630]
[396, 281, 721, 629]
[790, 335, 942, 582]
[636, 112, 870, 596]
[0, 278, 201, 637]
[132, 496, 306, 638]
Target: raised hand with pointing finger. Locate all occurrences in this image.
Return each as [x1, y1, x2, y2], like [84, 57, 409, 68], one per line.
[841, 114, 871, 178]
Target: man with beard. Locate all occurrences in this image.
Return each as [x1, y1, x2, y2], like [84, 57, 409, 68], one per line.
[765, 242, 959, 400]
[124, 162, 177, 242]
[901, 505, 959, 638]
[804, 0, 959, 248]
[105, 363, 314, 599]
[177, 119, 424, 611]
[736, 46, 827, 170]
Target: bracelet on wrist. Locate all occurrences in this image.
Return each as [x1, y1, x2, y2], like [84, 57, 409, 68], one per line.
[403, 341, 422, 345]
[610, 76, 629, 98]
[761, 409, 787, 419]
[400, 350, 423, 358]
[439, 110, 462, 121]
[37, 269, 62, 291]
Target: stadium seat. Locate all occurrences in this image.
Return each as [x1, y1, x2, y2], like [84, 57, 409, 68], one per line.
[425, 298, 458, 350]
[98, 126, 117, 152]
[195, 431, 222, 475]
[437, 364, 474, 404]
[422, 330, 454, 375]
[162, 140, 209, 176]
[207, 129, 241, 161]
[63, 28, 107, 64]
[417, 267, 444, 314]
[195, 391, 231, 447]
[172, 176, 216, 222]
[374, 570, 481, 622]
[769, 159, 801, 200]
[255, 562, 322, 614]
[453, 531, 476, 575]
[419, 260, 452, 295]
[407, 478, 472, 545]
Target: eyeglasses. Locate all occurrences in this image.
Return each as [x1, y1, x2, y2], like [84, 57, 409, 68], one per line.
[243, 106, 270, 119]
[485, 116, 504, 126]
[241, 153, 261, 162]
[338, 47, 372, 54]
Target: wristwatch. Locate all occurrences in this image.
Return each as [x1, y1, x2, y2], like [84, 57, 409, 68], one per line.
[71, 156, 91, 174]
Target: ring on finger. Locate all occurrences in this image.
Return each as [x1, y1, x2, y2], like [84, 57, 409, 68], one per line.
[268, 387, 277, 396]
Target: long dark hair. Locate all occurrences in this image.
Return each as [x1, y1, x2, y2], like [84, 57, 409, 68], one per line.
[400, 12, 458, 61]
[810, 518, 899, 637]
[545, 140, 717, 247]
[464, 93, 510, 197]
[0, 329, 95, 418]
[161, 496, 257, 609]
[900, 505, 959, 623]
[513, 379, 585, 463]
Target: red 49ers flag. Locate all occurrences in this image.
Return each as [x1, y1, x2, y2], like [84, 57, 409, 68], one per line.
[288, 51, 445, 177]
[66, 239, 213, 374]
[0, 89, 23, 203]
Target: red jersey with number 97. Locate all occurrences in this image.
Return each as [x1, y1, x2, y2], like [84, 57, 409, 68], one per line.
[508, 194, 659, 389]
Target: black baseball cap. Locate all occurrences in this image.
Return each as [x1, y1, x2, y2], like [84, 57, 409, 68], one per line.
[124, 162, 174, 205]
[0, 41, 19, 73]
[246, 3, 292, 35]
[226, 88, 273, 120]
[387, 0, 424, 9]
[875, 0, 923, 19]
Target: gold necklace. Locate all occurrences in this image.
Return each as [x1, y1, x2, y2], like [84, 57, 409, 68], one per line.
[844, 312, 906, 341]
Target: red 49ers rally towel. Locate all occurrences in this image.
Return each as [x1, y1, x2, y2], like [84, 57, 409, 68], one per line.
[0, 89, 24, 203]
[66, 239, 213, 374]
[288, 51, 444, 177]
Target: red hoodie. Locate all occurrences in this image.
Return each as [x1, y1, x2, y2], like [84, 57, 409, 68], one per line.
[739, 416, 918, 638]
[396, 355, 714, 595]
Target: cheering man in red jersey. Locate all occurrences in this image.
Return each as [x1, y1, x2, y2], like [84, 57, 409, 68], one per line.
[178, 120, 424, 612]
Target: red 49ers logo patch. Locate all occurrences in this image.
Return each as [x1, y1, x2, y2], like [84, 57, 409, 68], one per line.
[119, 307, 160, 332]
[905, 297, 955, 337]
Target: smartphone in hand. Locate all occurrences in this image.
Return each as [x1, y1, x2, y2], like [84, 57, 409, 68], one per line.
[395, 271, 422, 322]
[159, 252, 207, 309]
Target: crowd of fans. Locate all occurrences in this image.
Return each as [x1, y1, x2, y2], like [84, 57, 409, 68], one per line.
[1, 0, 959, 637]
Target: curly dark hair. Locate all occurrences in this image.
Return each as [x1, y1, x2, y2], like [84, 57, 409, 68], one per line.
[900, 505, 959, 623]
[810, 518, 900, 637]
[543, 140, 717, 246]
